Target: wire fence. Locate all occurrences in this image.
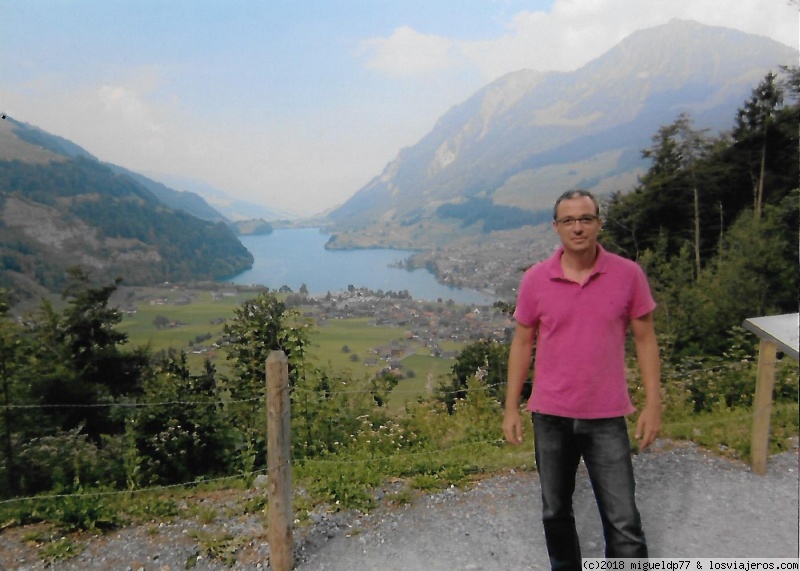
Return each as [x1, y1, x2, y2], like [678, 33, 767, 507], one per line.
[0, 358, 794, 508]
[0, 359, 757, 411]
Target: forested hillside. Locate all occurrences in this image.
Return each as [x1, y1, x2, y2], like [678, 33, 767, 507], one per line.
[0, 120, 253, 304]
[602, 69, 798, 358]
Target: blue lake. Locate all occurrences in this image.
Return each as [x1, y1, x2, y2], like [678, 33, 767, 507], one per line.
[226, 228, 494, 305]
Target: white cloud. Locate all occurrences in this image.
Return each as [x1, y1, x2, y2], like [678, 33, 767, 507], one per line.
[97, 85, 163, 134]
[359, 0, 799, 83]
[6, 0, 796, 217]
[357, 25, 466, 76]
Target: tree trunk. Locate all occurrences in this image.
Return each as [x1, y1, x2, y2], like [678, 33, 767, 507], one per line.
[693, 185, 701, 279]
[755, 140, 766, 222]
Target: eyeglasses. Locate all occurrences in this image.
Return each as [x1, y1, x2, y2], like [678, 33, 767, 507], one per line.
[554, 215, 599, 227]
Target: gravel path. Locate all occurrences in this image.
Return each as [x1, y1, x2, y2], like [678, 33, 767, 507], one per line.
[1, 441, 798, 570]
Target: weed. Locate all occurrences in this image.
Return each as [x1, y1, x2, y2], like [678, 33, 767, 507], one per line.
[240, 494, 268, 515]
[383, 488, 416, 508]
[35, 490, 125, 533]
[122, 492, 180, 521]
[39, 536, 83, 564]
[409, 473, 445, 492]
[192, 504, 219, 525]
[187, 530, 246, 567]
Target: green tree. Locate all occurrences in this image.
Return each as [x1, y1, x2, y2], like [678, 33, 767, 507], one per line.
[687, 197, 799, 354]
[26, 268, 149, 441]
[222, 292, 312, 400]
[131, 353, 232, 485]
[437, 339, 524, 412]
[779, 65, 800, 100]
[733, 72, 783, 220]
[221, 292, 313, 468]
[0, 290, 35, 495]
[603, 71, 798, 359]
[635, 234, 697, 359]
[369, 371, 401, 407]
[604, 113, 713, 271]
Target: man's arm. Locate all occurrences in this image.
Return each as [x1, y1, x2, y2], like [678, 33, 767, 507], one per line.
[503, 322, 535, 446]
[631, 312, 661, 450]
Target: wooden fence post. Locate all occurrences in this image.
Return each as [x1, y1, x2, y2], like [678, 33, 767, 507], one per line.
[267, 350, 293, 570]
[742, 313, 799, 475]
[750, 339, 777, 476]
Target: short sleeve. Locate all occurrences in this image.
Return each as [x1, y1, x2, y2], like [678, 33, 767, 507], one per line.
[514, 266, 540, 327]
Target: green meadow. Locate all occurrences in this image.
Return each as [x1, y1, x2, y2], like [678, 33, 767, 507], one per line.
[117, 289, 254, 373]
[117, 288, 463, 401]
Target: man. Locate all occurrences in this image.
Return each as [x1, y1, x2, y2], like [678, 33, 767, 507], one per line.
[503, 189, 661, 569]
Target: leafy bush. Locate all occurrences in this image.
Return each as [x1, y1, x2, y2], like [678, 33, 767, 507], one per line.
[131, 354, 233, 485]
[39, 489, 125, 532]
[15, 429, 108, 495]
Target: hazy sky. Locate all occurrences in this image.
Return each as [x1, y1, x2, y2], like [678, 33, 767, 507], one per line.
[1, 1, 797, 217]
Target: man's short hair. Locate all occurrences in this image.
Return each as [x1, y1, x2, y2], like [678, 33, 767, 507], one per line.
[553, 189, 600, 220]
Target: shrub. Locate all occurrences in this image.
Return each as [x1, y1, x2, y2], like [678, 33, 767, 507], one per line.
[15, 428, 108, 495]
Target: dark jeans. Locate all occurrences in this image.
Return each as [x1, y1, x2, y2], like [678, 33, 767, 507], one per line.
[532, 413, 647, 570]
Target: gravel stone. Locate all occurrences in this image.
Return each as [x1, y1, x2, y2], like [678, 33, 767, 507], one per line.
[0, 441, 797, 570]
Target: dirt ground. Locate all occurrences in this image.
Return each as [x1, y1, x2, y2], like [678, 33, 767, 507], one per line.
[1, 441, 798, 570]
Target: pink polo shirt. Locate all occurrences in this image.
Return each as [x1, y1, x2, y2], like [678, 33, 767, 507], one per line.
[514, 245, 656, 419]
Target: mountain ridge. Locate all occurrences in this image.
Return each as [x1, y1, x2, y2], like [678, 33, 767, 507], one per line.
[0, 118, 254, 304]
[327, 19, 797, 246]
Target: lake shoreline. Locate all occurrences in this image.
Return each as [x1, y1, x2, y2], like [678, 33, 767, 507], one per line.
[226, 227, 495, 305]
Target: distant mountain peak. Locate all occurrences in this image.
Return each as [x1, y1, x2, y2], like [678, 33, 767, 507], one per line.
[328, 19, 797, 244]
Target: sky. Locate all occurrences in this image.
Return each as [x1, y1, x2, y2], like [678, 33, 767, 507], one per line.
[1, 0, 798, 217]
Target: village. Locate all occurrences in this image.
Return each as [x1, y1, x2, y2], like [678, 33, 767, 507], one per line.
[114, 278, 516, 377]
[395, 224, 559, 301]
[300, 286, 515, 370]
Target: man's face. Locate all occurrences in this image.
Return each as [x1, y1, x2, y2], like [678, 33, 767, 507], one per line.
[552, 196, 602, 255]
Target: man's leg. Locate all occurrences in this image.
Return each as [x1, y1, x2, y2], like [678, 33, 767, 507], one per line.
[533, 413, 583, 571]
[578, 417, 647, 558]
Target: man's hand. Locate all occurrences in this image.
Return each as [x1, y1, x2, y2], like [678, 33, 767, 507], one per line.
[503, 407, 524, 445]
[504, 322, 535, 446]
[631, 312, 661, 451]
[635, 404, 661, 450]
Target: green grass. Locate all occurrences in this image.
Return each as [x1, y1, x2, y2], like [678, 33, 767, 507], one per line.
[117, 290, 258, 373]
[119, 291, 251, 342]
[387, 354, 452, 409]
[308, 318, 461, 387]
[659, 401, 799, 462]
[306, 319, 462, 408]
[307, 317, 403, 372]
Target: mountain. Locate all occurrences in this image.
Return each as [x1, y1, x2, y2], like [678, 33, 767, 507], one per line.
[151, 174, 298, 222]
[327, 20, 798, 246]
[111, 167, 230, 224]
[2, 119, 232, 224]
[0, 117, 253, 303]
